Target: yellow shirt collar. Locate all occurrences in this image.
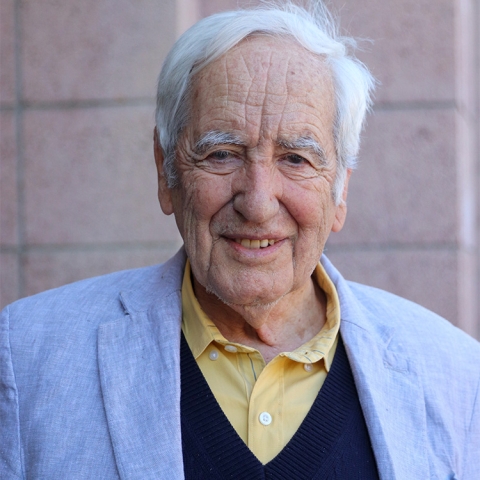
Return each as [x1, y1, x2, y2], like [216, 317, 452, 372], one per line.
[181, 259, 341, 371]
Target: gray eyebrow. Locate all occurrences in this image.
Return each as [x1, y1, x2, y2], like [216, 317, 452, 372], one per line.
[193, 130, 245, 155]
[193, 131, 328, 166]
[276, 136, 328, 165]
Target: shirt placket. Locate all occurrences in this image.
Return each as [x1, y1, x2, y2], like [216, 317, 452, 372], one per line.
[247, 357, 285, 464]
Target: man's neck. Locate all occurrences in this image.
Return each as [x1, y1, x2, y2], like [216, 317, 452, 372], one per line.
[193, 276, 327, 363]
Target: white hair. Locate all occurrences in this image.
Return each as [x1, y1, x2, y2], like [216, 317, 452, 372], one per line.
[155, 1, 376, 204]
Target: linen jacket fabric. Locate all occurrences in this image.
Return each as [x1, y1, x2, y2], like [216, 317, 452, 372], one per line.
[1, 248, 479, 480]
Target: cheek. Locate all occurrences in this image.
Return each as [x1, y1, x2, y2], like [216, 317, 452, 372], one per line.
[203, 184, 231, 213]
[289, 189, 336, 274]
[180, 177, 234, 287]
[174, 175, 232, 247]
[189, 175, 233, 224]
[284, 181, 337, 234]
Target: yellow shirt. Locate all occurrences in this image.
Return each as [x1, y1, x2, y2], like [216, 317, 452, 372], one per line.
[181, 260, 341, 464]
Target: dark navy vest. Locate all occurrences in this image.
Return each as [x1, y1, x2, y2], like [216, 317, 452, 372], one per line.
[180, 333, 380, 479]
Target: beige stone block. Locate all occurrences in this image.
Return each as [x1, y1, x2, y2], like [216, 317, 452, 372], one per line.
[0, 253, 19, 309]
[21, 0, 176, 102]
[23, 244, 182, 297]
[0, 0, 15, 105]
[325, 248, 458, 326]
[332, 0, 455, 103]
[23, 106, 182, 245]
[0, 111, 18, 246]
[329, 109, 457, 246]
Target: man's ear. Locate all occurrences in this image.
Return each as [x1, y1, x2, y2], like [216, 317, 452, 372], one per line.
[153, 128, 174, 215]
[331, 169, 352, 233]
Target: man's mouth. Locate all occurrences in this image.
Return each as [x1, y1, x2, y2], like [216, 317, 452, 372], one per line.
[233, 238, 276, 249]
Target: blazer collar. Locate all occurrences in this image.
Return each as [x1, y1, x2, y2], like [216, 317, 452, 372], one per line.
[322, 255, 429, 479]
[97, 249, 187, 479]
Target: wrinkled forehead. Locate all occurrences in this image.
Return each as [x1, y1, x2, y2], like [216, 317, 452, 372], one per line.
[205, 36, 329, 88]
[188, 36, 336, 143]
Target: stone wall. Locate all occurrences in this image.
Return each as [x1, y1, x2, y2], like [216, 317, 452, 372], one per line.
[1, 0, 478, 337]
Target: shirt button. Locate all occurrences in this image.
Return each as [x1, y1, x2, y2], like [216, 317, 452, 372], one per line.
[224, 345, 238, 353]
[259, 412, 272, 426]
[209, 350, 219, 361]
[304, 363, 313, 372]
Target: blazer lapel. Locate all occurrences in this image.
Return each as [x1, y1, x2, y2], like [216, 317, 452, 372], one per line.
[97, 251, 186, 480]
[341, 320, 429, 480]
[323, 255, 430, 480]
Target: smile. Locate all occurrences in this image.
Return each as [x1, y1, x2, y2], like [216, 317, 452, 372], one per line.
[234, 239, 276, 249]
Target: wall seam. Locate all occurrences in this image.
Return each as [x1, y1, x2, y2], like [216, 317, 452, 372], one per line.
[454, 0, 478, 335]
[13, 0, 25, 299]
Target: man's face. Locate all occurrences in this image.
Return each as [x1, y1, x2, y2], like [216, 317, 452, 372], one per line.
[156, 37, 348, 310]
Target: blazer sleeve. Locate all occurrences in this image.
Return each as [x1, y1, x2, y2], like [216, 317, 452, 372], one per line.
[0, 306, 24, 479]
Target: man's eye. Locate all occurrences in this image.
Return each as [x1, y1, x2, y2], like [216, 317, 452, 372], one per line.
[285, 154, 307, 165]
[196, 149, 242, 174]
[209, 150, 231, 160]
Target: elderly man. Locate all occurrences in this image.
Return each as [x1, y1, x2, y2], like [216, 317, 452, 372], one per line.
[1, 3, 479, 479]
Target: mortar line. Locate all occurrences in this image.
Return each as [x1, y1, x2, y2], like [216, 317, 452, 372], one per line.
[22, 97, 156, 111]
[13, 0, 25, 298]
[373, 99, 456, 112]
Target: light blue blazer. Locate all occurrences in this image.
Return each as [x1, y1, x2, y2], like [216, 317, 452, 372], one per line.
[1, 249, 479, 479]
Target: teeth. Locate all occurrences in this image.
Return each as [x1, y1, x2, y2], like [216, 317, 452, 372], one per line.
[235, 238, 276, 249]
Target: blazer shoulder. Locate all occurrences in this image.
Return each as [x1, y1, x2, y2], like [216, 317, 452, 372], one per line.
[344, 280, 480, 363]
[3, 249, 186, 335]
[5, 265, 151, 319]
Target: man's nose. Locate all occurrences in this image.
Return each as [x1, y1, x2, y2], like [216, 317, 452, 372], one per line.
[232, 163, 281, 223]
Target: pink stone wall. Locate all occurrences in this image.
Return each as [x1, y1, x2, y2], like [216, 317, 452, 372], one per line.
[324, 0, 479, 336]
[0, 0, 183, 306]
[1, 0, 479, 337]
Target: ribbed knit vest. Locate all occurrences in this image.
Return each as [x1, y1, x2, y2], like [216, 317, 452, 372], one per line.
[181, 333, 379, 479]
